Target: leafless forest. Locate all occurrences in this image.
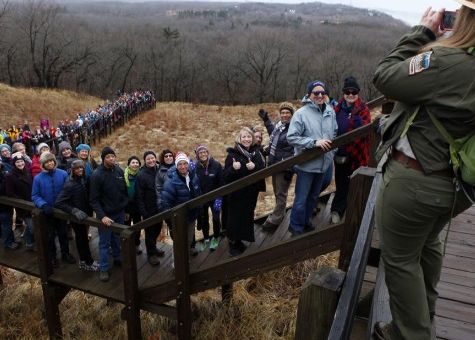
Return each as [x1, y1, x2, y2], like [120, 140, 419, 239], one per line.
[0, 0, 407, 104]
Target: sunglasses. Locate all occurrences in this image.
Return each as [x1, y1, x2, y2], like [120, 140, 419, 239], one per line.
[344, 90, 359, 96]
[312, 91, 326, 96]
[164, 154, 173, 158]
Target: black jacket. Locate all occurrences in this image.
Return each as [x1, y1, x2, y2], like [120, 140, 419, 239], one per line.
[0, 170, 13, 214]
[5, 167, 33, 218]
[264, 119, 294, 165]
[89, 164, 128, 219]
[136, 165, 159, 219]
[55, 175, 92, 216]
[155, 163, 173, 210]
[194, 157, 223, 195]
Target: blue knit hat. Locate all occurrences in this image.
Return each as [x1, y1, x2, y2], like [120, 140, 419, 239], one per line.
[75, 144, 91, 153]
[0, 144, 11, 153]
[306, 80, 326, 95]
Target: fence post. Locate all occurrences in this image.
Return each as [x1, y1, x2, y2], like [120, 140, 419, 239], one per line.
[338, 167, 376, 271]
[121, 229, 142, 339]
[295, 267, 346, 340]
[173, 206, 192, 340]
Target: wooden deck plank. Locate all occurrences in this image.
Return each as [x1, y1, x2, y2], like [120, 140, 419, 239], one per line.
[436, 298, 475, 324]
[435, 316, 475, 340]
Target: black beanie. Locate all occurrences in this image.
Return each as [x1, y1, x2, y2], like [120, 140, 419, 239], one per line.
[127, 155, 141, 166]
[101, 146, 116, 161]
[342, 76, 360, 91]
[143, 150, 156, 161]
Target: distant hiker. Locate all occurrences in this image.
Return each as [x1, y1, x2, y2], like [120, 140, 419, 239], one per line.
[32, 152, 75, 267]
[372, 3, 475, 339]
[223, 127, 265, 257]
[5, 153, 34, 250]
[194, 144, 224, 251]
[55, 160, 99, 272]
[31, 142, 51, 178]
[155, 149, 175, 234]
[0, 161, 16, 250]
[159, 152, 201, 256]
[89, 146, 128, 282]
[56, 141, 77, 172]
[330, 76, 371, 224]
[136, 150, 165, 266]
[287, 80, 337, 236]
[0, 144, 12, 173]
[11, 142, 32, 173]
[123, 155, 143, 255]
[258, 102, 296, 231]
[75, 144, 98, 179]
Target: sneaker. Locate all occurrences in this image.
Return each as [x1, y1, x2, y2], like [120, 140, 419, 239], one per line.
[62, 253, 76, 264]
[209, 237, 220, 251]
[147, 254, 160, 266]
[331, 211, 341, 224]
[374, 322, 393, 340]
[86, 261, 100, 272]
[78, 260, 87, 270]
[136, 245, 143, 255]
[262, 220, 278, 232]
[5, 242, 20, 250]
[99, 270, 110, 282]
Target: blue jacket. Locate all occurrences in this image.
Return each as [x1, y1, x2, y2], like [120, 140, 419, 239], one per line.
[160, 166, 201, 221]
[287, 96, 337, 173]
[32, 168, 68, 208]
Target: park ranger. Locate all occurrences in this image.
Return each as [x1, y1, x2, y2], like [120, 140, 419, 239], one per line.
[372, 2, 475, 339]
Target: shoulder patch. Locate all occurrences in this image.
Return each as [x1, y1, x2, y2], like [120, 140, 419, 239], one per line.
[409, 51, 433, 75]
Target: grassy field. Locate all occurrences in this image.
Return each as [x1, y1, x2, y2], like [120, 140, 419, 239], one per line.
[0, 83, 340, 339]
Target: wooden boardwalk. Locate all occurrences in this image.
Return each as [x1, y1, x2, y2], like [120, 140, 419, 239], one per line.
[362, 205, 475, 340]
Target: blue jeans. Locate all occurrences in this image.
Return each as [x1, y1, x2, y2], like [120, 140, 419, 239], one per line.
[290, 169, 325, 234]
[23, 217, 34, 247]
[98, 211, 124, 271]
[0, 212, 14, 247]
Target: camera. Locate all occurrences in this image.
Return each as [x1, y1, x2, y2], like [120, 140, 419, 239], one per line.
[440, 10, 457, 31]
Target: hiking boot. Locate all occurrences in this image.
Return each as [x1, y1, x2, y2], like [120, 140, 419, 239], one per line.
[62, 253, 76, 264]
[262, 220, 278, 232]
[209, 236, 220, 251]
[331, 211, 341, 224]
[374, 322, 393, 340]
[148, 254, 160, 266]
[236, 240, 247, 253]
[228, 241, 243, 257]
[5, 242, 20, 250]
[99, 270, 110, 282]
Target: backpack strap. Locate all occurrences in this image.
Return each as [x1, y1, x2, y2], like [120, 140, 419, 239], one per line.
[400, 106, 421, 138]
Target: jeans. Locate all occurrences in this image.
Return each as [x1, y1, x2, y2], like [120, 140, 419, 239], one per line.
[290, 169, 325, 234]
[0, 211, 14, 247]
[98, 211, 124, 271]
[197, 201, 221, 240]
[23, 216, 35, 247]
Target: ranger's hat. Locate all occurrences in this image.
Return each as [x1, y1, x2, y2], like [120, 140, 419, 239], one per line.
[455, 0, 475, 11]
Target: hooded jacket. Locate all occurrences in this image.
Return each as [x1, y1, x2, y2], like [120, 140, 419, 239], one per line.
[55, 173, 92, 216]
[31, 166, 68, 208]
[5, 167, 33, 218]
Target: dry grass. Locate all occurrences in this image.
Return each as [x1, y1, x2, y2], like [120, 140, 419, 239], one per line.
[0, 83, 340, 339]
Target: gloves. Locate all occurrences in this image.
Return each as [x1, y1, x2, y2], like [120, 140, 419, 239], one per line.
[42, 205, 54, 216]
[212, 198, 223, 213]
[71, 208, 88, 221]
[258, 109, 269, 121]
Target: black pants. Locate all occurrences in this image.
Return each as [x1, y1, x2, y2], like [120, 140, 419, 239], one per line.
[197, 202, 221, 240]
[331, 161, 352, 216]
[72, 223, 93, 264]
[144, 221, 162, 255]
[125, 212, 141, 246]
[47, 217, 69, 259]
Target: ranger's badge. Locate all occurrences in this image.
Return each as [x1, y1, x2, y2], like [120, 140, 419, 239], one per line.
[409, 51, 433, 75]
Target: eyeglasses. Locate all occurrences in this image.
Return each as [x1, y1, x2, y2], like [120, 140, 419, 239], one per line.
[312, 91, 326, 96]
[344, 90, 359, 96]
[164, 154, 173, 158]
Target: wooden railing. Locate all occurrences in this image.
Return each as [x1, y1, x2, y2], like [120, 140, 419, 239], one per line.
[0, 95, 390, 339]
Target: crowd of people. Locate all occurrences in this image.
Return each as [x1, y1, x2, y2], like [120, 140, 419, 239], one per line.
[0, 76, 372, 283]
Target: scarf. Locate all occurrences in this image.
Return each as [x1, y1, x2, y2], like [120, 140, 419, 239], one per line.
[269, 121, 286, 157]
[235, 143, 255, 160]
[124, 166, 139, 197]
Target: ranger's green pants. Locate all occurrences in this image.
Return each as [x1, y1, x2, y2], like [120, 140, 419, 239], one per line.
[375, 159, 471, 340]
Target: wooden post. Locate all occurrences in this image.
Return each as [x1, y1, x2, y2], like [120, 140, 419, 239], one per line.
[338, 167, 376, 271]
[33, 209, 64, 339]
[173, 207, 192, 340]
[295, 267, 346, 340]
[121, 229, 142, 339]
[221, 283, 233, 302]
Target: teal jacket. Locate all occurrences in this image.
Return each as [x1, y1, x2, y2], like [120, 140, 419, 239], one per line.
[287, 96, 337, 173]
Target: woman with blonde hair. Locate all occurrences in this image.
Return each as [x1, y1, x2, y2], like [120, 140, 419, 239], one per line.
[373, 2, 475, 339]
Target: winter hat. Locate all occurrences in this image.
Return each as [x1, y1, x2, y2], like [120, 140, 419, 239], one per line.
[175, 152, 189, 166]
[101, 146, 116, 161]
[342, 76, 360, 91]
[75, 144, 91, 153]
[71, 159, 85, 170]
[306, 80, 326, 95]
[195, 144, 209, 156]
[40, 152, 56, 168]
[0, 144, 11, 153]
[37, 142, 50, 153]
[143, 150, 156, 161]
[11, 152, 24, 163]
[127, 155, 141, 166]
[279, 102, 295, 114]
[58, 141, 72, 154]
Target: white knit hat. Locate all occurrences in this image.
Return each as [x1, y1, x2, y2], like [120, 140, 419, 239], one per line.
[175, 152, 189, 166]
